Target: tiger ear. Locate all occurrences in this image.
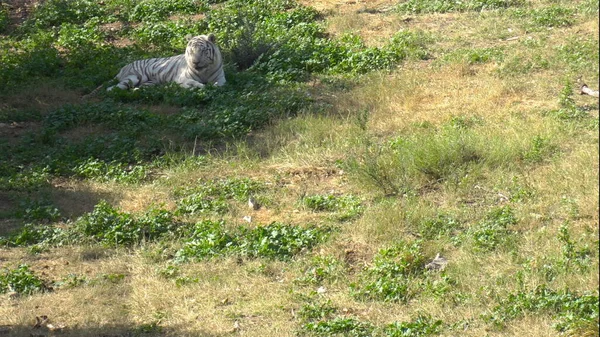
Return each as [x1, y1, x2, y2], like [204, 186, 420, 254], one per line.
[208, 33, 216, 43]
[185, 34, 193, 41]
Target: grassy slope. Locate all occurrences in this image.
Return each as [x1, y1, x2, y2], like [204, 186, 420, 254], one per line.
[0, 0, 598, 336]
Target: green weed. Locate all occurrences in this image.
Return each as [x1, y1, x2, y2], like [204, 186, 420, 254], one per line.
[0, 264, 50, 295]
[352, 240, 427, 302]
[0, 3, 8, 33]
[557, 223, 593, 271]
[418, 214, 462, 240]
[302, 194, 363, 221]
[304, 317, 375, 337]
[175, 177, 264, 215]
[510, 6, 575, 29]
[397, 0, 524, 14]
[485, 285, 599, 335]
[296, 255, 346, 285]
[74, 201, 179, 246]
[128, 0, 207, 22]
[175, 221, 329, 261]
[384, 315, 443, 336]
[55, 273, 88, 289]
[468, 206, 517, 252]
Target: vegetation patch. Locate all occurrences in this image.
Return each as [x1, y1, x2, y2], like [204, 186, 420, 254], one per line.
[485, 285, 599, 335]
[176, 221, 329, 261]
[0, 264, 51, 295]
[351, 240, 427, 302]
[175, 177, 264, 215]
[397, 0, 524, 14]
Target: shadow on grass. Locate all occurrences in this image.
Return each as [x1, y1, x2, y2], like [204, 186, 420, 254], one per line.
[1, 323, 229, 337]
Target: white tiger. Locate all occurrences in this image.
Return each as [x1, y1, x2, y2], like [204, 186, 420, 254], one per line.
[107, 34, 225, 91]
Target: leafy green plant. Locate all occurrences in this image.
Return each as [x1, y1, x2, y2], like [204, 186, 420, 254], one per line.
[73, 158, 149, 183]
[384, 315, 443, 337]
[238, 222, 328, 260]
[174, 220, 236, 260]
[352, 240, 427, 302]
[176, 177, 264, 215]
[521, 135, 556, 163]
[75, 201, 178, 246]
[557, 223, 593, 271]
[469, 206, 517, 252]
[304, 317, 375, 337]
[1, 223, 65, 247]
[129, 0, 207, 22]
[0, 264, 50, 295]
[25, 0, 107, 29]
[418, 214, 461, 240]
[175, 221, 329, 261]
[485, 285, 599, 335]
[18, 199, 61, 222]
[296, 255, 346, 285]
[55, 273, 88, 289]
[397, 0, 524, 14]
[302, 194, 363, 221]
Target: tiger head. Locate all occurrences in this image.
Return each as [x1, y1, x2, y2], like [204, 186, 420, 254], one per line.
[185, 34, 220, 72]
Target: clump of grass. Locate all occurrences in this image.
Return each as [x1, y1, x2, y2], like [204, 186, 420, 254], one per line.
[440, 47, 505, 65]
[0, 264, 51, 295]
[347, 127, 483, 195]
[510, 6, 575, 29]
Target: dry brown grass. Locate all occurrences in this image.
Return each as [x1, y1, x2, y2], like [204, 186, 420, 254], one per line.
[1, 1, 598, 336]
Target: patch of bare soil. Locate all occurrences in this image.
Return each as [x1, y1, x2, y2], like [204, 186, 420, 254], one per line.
[2, 0, 41, 30]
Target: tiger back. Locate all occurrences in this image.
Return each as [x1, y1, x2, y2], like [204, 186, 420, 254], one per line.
[107, 34, 225, 91]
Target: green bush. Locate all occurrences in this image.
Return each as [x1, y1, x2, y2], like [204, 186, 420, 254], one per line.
[0, 264, 50, 295]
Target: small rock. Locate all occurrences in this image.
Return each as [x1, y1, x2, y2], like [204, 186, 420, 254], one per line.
[248, 197, 260, 210]
[425, 253, 448, 272]
[242, 216, 252, 223]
